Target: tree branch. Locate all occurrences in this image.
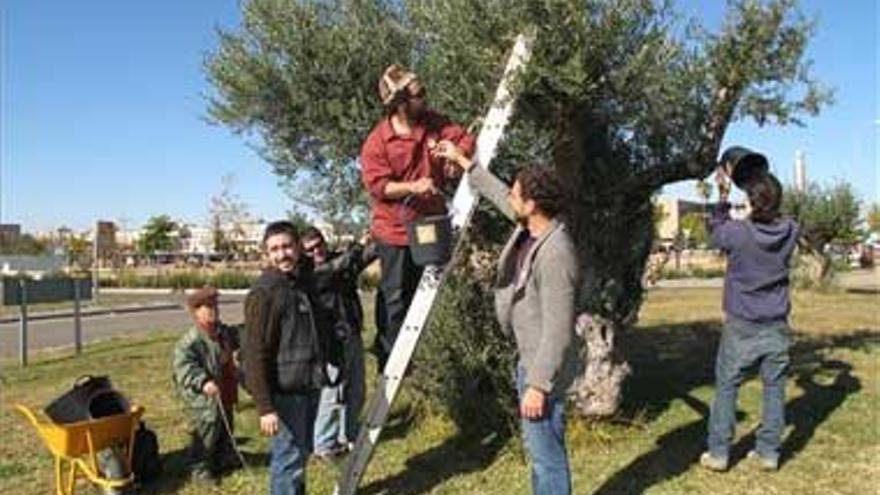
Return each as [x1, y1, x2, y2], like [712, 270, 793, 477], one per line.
[630, 83, 742, 194]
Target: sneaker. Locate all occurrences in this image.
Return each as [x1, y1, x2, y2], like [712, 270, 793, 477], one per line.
[314, 443, 350, 463]
[747, 450, 779, 471]
[699, 452, 729, 472]
[191, 469, 220, 486]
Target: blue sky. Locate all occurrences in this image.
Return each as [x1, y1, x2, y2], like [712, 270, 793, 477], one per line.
[1, 0, 877, 233]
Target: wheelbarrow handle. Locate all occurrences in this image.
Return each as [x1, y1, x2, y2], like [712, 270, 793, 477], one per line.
[74, 375, 98, 387]
[13, 403, 42, 428]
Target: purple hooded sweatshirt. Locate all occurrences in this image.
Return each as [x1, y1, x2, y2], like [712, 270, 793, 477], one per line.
[710, 202, 800, 324]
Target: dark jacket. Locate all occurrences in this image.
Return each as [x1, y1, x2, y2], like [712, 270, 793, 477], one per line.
[710, 202, 800, 323]
[172, 323, 239, 419]
[312, 243, 378, 335]
[242, 266, 325, 415]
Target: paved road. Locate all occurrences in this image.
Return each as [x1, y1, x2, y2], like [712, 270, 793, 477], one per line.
[3, 269, 874, 360]
[0, 301, 244, 359]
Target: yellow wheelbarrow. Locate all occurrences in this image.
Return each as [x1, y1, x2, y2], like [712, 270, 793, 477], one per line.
[15, 403, 145, 495]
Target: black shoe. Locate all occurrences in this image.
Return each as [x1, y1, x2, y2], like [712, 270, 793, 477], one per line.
[218, 452, 243, 472]
[314, 443, 350, 464]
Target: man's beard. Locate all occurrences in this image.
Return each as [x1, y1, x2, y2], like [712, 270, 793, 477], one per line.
[405, 101, 425, 121]
[274, 256, 296, 271]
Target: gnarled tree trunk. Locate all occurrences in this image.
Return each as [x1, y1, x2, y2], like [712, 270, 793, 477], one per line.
[574, 314, 631, 417]
[554, 108, 659, 417]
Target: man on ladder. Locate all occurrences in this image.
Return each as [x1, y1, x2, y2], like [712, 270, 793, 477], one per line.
[337, 34, 535, 495]
[359, 64, 475, 373]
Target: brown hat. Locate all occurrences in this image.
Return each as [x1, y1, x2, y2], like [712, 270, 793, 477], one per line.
[186, 286, 218, 311]
[378, 64, 418, 106]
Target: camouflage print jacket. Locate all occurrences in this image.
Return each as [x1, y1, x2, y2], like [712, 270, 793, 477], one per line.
[172, 323, 240, 418]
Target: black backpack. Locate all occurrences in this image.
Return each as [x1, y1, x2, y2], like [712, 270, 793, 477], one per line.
[131, 421, 162, 483]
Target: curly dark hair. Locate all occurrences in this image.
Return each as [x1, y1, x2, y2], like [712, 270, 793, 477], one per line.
[262, 220, 300, 245]
[301, 226, 325, 244]
[515, 164, 569, 218]
[745, 172, 783, 224]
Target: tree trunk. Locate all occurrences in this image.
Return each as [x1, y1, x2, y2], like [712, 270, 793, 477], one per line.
[819, 254, 834, 284]
[551, 112, 657, 418]
[799, 250, 834, 288]
[574, 313, 631, 417]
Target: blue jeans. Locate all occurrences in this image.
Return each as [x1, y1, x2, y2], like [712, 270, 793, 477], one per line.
[314, 333, 366, 453]
[708, 319, 790, 463]
[270, 391, 320, 495]
[517, 365, 571, 495]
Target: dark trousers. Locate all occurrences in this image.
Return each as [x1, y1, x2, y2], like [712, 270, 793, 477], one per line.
[188, 406, 234, 474]
[374, 243, 423, 372]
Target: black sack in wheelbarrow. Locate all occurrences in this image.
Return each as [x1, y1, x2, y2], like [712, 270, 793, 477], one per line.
[44, 375, 129, 423]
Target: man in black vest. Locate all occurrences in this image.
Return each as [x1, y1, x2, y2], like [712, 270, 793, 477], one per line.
[242, 221, 325, 495]
[302, 227, 377, 461]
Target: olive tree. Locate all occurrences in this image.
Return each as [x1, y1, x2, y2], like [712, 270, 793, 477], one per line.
[205, 0, 831, 417]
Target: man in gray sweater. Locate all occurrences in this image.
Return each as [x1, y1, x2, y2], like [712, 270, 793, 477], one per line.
[434, 141, 580, 495]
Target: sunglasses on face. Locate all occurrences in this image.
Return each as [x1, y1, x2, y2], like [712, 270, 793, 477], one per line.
[302, 241, 324, 255]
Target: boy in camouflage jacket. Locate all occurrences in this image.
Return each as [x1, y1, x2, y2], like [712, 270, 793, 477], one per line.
[172, 287, 240, 484]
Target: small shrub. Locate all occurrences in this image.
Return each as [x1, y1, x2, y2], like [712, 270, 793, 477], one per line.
[210, 270, 256, 289]
[105, 269, 256, 289]
[791, 254, 838, 292]
[410, 249, 519, 439]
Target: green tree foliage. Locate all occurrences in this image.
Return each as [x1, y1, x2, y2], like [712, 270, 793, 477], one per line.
[680, 212, 709, 248]
[209, 174, 252, 255]
[414, 266, 519, 437]
[783, 181, 861, 282]
[65, 236, 92, 269]
[695, 180, 713, 204]
[867, 203, 880, 235]
[652, 200, 668, 238]
[0, 234, 48, 256]
[287, 209, 313, 235]
[138, 215, 178, 254]
[206, 0, 831, 417]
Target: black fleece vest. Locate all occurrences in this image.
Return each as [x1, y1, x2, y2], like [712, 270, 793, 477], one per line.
[257, 270, 326, 392]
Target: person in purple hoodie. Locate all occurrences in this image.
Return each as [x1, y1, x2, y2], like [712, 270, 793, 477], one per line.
[700, 148, 800, 473]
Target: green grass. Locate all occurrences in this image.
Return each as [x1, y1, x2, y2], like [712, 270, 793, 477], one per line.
[102, 269, 256, 290]
[1, 288, 877, 494]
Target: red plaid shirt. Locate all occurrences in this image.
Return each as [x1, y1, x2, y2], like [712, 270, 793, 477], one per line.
[360, 111, 475, 245]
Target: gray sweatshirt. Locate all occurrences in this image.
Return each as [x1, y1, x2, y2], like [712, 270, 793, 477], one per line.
[467, 166, 581, 397]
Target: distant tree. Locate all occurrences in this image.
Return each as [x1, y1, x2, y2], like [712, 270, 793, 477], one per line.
[867, 203, 880, 235]
[287, 209, 313, 235]
[695, 180, 713, 206]
[652, 200, 667, 239]
[643, 199, 672, 285]
[65, 236, 92, 269]
[138, 215, 178, 254]
[680, 212, 709, 248]
[0, 234, 48, 256]
[209, 174, 252, 255]
[783, 181, 861, 282]
[206, 0, 832, 417]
